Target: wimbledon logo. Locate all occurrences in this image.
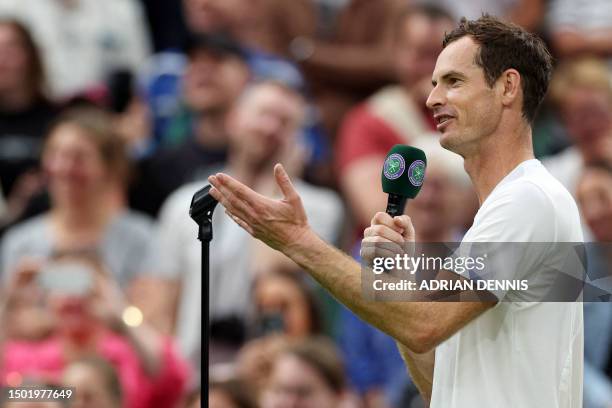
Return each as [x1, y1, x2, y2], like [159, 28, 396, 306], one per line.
[383, 153, 406, 179]
[408, 160, 425, 186]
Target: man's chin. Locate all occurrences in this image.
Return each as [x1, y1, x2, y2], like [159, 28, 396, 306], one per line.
[439, 132, 457, 150]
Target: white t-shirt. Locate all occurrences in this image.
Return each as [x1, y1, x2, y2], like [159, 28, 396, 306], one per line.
[431, 159, 584, 408]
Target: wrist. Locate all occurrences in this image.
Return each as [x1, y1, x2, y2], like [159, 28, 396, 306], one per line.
[284, 227, 323, 265]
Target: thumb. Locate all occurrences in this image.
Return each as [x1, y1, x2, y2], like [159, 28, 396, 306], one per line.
[394, 215, 415, 241]
[274, 163, 299, 202]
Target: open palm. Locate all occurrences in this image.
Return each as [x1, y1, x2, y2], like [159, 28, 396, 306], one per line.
[208, 164, 311, 252]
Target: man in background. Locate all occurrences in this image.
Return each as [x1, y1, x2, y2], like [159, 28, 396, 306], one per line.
[154, 80, 342, 377]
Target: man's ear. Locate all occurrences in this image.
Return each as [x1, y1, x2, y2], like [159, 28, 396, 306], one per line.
[499, 68, 521, 108]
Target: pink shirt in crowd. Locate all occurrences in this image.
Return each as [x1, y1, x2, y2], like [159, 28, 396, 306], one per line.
[0, 331, 190, 408]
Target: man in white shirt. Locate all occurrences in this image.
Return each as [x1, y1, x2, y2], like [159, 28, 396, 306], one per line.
[155, 80, 343, 375]
[209, 15, 584, 407]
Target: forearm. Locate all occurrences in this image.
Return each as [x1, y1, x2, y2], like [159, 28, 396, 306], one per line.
[285, 229, 433, 352]
[396, 342, 435, 403]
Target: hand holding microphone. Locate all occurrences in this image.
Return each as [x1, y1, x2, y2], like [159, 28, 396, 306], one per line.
[361, 145, 426, 267]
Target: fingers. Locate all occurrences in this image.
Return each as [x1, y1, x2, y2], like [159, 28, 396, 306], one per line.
[371, 212, 395, 229]
[364, 224, 405, 244]
[274, 164, 300, 203]
[209, 174, 259, 222]
[361, 212, 416, 266]
[226, 209, 255, 235]
[394, 215, 415, 241]
[213, 173, 262, 203]
[360, 240, 403, 266]
[210, 184, 254, 220]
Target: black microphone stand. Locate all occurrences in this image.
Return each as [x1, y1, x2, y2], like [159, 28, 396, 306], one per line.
[189, 185, 218, 405]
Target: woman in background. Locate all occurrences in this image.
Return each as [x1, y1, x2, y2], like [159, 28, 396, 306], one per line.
[0, 252, 189, 408]
[0, 19, 57, 229]
[0, 105, 171, 337]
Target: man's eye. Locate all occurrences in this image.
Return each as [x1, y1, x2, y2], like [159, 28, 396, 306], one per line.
[449, 78, 461, 86]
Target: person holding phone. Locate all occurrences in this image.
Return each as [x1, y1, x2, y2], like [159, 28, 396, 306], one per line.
[0, 252, 189, 408]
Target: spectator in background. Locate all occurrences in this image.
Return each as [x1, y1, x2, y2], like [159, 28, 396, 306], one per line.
[0, 107, 162, 326]
[143, 0, 313, 150]
[289, 0, 405, 138]
[183, 0, 316, 58]
[0, 19, 57, 229]
[424, 0, 545, 32]
[576, 163, 612, 408]
[62, 356, 123, 408]
[251, 270, 323, 339]
[547, 0, 612, 58]
[259, 337, 348, 408]
[543, 58, 612, 201]
[154, 80, 343, 375]
[0, 0, 151, 99]
[0, 252, 189, 408]
[336, 4, 455, 232]
[209, 379, 257, 408]
[130, 33, 250, 217]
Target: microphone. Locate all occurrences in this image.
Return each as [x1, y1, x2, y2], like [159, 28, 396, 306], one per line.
[381, 144, 427, 217]
[189, 184, 218, 228]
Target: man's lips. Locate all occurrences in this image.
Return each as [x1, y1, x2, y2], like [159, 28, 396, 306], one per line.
[434, 114, 455, 131]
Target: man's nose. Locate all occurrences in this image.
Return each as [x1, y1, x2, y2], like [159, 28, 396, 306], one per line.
[426, 84, 445, 111]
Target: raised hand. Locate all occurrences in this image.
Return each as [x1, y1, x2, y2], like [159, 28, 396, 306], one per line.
[208, 164, 312, 252]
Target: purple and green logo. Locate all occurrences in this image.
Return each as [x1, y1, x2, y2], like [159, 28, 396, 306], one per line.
[408, 160, 425, 186]
[383, 153, 406, 180]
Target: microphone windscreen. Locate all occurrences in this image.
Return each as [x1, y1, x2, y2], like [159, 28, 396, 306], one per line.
[381, 145, 427, 199]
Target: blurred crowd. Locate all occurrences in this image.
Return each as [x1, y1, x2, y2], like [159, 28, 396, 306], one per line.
[0, 0, 611, 407]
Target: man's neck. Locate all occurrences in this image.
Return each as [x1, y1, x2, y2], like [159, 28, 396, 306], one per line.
[194, 111, 228, 150]
[227, 155, 277, 192]
[464, 125, 535, 205]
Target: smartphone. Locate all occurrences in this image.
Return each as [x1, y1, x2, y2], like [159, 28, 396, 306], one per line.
[37, 261, 95, 296]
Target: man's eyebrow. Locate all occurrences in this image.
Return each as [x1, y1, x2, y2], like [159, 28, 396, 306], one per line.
[431, 70, 467, 86]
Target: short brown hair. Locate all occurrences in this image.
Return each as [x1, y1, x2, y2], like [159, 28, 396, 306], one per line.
[443, 15, 553, 123]
[281, 337, 345, 394]
[46, 106, 130, 184]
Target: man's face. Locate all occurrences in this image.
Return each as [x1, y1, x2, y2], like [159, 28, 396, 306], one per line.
[427, 37, 503, 156]
[394, 14, 453, 100]
[183, 49, 249, 114]
[560, 87, 612, 163]
[228, 84, 304, 166]
[577, 168, 612, 242]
